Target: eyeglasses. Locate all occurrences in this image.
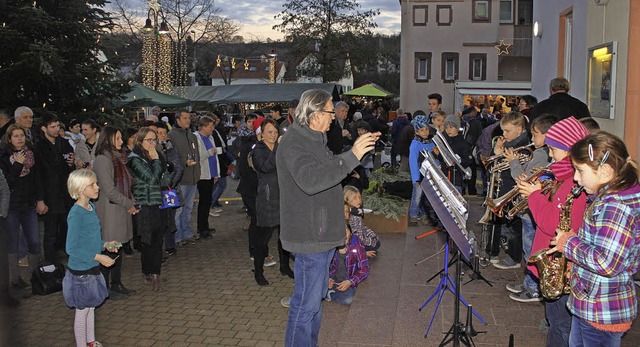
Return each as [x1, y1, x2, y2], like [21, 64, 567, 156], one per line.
[321, 110, 336, 115]
[143, 138, 158, 143]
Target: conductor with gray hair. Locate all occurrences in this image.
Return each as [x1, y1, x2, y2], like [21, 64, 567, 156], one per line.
[277, 89, 378, 346]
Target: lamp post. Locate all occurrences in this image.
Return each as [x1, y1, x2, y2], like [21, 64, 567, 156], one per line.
[191, 30, 197, 86]
[141, 1, 171, 93]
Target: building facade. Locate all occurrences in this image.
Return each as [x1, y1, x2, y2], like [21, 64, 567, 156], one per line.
[399, 0, 533, 113]
[531, 0, 639, 160]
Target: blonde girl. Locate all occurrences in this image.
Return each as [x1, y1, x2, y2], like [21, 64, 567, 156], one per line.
[344, 185, 380, 257]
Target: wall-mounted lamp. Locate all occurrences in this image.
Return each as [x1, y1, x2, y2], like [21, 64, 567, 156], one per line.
[533, 21, 542, 37]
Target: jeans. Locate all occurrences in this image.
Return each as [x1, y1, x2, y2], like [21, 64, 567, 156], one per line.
[523, 272, 539, 295]
[327, 284, 356, 305]
[409, 183, 425, 219]
[211, 176, 227, 206]
[6, 207, 41, 254]
[521, 214, 535, 262]
[569, 316, 623, 347]
[285, 248, 336, 347]
[175, 184, 197, 242]
[546, 295, 572, 347]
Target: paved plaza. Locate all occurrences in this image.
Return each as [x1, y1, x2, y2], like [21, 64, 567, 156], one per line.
[3, 180, 639, 346]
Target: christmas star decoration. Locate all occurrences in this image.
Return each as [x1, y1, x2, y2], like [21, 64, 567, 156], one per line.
[495, 40, 512, 55]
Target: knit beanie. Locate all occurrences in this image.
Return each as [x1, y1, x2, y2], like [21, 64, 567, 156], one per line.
[544, 116, 588, 151]
[444, 115, 460, 129]
[412, 115, 429, 130]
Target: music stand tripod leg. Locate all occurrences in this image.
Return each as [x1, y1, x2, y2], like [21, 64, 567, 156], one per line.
[420, 236, 452, 338]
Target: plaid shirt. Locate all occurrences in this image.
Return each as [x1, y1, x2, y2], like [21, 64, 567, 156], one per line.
[564, 184, 640, 325]
[329, 235, 369, 288]
[349, 208, 379, 247]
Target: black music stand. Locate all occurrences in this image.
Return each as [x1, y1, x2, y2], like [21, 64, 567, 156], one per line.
[419, 153, 487, 346]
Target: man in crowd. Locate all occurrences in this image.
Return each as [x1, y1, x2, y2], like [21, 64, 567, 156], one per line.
[270, 104, 285, 127]
[194, 116, 218, 240]
[277, 89, 377, 346]
[169, 110, 201, 245]
[427, 93, 443, 124]
[13, 106, 34, 140]
[74, 119, 100, 167]
[34, 113, 75, 264]
[278, 99, 298, 135]
[326, 101, 352, 154]
[530, 77, 591, 122]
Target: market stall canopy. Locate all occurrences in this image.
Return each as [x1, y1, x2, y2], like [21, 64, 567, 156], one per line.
[343, 83, 393, 97]
[209, 83, 342, 103]
[171, 86, 217, 103]
[114, 82, 190, 108]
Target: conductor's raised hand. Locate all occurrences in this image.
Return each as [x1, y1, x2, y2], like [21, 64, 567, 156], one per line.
[351, 132, 380, 160]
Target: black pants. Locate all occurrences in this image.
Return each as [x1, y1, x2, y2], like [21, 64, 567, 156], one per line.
[505, 217, 523, 263]
[253, 226, 290, 276]
[241, 194, 257, 258]
[136, 206, 166, 275]
[485, 224, 501, 257]
[197, 178, 215, 232]
[465, 162, 478, 195]
[100, 248, 123, 285]
[42, 212, 68, 264]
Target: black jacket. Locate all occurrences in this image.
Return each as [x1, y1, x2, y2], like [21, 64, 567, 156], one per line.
[439, 134, 473, 187]
[0, 147, 43, 208]
[253, 141, 280, 227]
[326, 119, 352, 154]
[34, 136, 74, 213]
[530, 92, 591, 122]
[236, 135, 258, 197]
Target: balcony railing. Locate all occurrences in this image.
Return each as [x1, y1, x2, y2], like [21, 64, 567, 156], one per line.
[512, 25, 532, 57]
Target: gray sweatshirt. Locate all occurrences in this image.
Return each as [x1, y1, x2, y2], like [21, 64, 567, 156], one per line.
[276, 123, 360, 254]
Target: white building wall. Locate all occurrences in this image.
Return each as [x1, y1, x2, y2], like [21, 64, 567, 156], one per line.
[531, 0, 588, 101]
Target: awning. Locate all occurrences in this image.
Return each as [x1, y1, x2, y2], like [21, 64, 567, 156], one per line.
[171, 86, 217, 103]
[343, 83, 393, 97]
[209, 83, 342, 103]
[114, 82, 190, 108]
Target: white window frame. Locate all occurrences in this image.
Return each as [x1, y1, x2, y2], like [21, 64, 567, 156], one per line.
[418, 58, 428, 79]
[445, 58, 456, 80]
[472, 58, 484, 80]
[499, 0, 514, 23]
[474, 1, 489, 20]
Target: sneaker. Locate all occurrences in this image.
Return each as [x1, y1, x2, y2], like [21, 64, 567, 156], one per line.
[210, 208, 223, 213]
[480, 251, 500, 264]
[264, 256, 277, 267]
[493, 258, 521, 270]
[209, 211, 221, 217]
[165, 248, 177, 256]
[509, 290, 543, 303]
[280, 296, 291, 308]
[506, 283, 525, 294]
[213, 202, 223, 208]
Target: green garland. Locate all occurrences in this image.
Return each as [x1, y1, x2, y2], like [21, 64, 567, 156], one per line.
[362, 167, 410, 221]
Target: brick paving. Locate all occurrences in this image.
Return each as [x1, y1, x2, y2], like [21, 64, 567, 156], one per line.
[2, 180, 639, 346]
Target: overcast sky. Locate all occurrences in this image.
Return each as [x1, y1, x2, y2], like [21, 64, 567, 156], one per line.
[111, 0, 401, 41]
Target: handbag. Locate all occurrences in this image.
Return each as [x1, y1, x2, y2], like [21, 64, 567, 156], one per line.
[160, 186, 181, 209]
[31, 263, 65, 295]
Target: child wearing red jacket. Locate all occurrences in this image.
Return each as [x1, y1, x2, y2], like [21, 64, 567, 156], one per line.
[516, 117, 589, 347]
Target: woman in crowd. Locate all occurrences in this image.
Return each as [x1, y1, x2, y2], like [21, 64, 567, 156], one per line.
[93, 125, 138, 297]
[251, 119, 293, 286]
[0, 124, 42, 288]
[127, 127, 170, 291]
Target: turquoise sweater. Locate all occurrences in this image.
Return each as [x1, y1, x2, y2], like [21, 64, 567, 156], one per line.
[66, 202, 105, 271]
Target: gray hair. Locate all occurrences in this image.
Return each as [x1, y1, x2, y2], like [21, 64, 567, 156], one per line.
[335, 101, 349, 110]
[295, 89, 332, 127]
[549, 77, 570, 92]
[14, 106, 33, 119]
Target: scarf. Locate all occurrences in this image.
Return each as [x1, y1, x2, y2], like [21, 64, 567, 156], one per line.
[550, 156, 574, 181]
[112, 150, 133, 199]
[11, 149, 35, 177]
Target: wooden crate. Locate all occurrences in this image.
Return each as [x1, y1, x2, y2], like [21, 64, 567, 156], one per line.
[363, 212, 408, 233]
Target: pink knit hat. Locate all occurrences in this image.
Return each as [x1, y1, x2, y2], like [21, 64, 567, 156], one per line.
[544, 116, 588, 151]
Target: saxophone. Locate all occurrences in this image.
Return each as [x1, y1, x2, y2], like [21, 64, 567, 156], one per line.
[528, 185, 584, 300]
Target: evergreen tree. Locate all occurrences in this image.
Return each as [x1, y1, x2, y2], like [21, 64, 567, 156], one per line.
[273, 0, 379, 83]
[0, 0, 128, 114]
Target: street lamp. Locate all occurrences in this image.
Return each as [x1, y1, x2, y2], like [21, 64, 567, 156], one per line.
[141, 1, 172, 93]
